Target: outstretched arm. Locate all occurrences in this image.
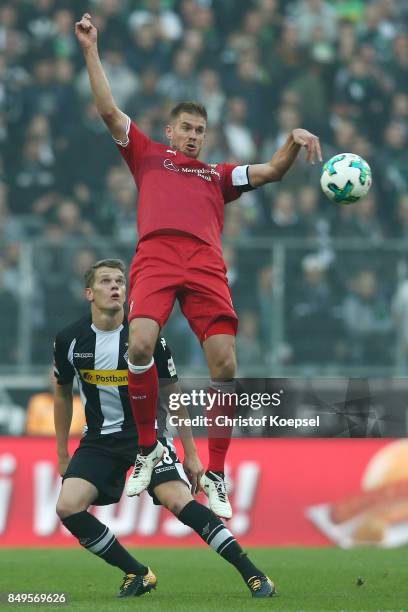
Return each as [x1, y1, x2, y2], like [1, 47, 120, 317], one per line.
[248, 128, 322, 187]
[75, 13, 128, 143]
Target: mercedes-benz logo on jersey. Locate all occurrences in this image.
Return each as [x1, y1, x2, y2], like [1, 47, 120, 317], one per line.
[164, 158, 179, 172]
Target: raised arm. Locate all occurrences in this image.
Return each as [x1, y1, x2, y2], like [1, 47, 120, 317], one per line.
[248, 128, 323, 187]
[54, 382, 74, 476]
[75, 13, 129, 143]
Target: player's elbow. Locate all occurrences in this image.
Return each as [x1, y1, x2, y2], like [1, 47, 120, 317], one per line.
[267, 161, 285, 183]
[100, 106, 126, 134]
[268, 151, 291, 182]
[100, 107, 118, 129]
[54, 384, 73, 400]
[100, 106, 115, 120]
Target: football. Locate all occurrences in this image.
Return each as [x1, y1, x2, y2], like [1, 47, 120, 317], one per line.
[320, 153, 372, 204]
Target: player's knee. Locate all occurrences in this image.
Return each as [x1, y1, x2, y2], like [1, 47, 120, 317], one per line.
[128, 340, 154, 364]
[211, 353, 236, 379]
[162, 496, 187, 516]
[56, 500, 86, 520]
[128, 334, 155, 364]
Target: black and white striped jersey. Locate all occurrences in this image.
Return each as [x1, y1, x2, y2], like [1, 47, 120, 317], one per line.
[53, 314, 177, 436]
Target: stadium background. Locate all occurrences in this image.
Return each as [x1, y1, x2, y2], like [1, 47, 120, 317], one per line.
[1, 0, 408, 567]
[1, 0, 408, 379]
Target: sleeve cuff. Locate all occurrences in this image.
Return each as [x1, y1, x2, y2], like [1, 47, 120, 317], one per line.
[112, 115, 131, 147]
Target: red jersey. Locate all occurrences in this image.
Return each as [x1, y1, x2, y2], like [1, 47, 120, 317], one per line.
[114, 117, 253, 252]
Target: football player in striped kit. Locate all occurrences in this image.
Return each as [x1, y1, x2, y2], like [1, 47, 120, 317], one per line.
[54, 259, 274, 598]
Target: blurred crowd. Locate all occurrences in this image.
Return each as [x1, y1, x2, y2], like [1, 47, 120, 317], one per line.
[1, 0, 408, 371]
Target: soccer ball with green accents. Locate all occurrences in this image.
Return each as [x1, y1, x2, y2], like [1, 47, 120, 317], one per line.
[320, 153, 372, 204]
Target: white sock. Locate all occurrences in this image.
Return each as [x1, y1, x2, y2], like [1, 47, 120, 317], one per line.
[128, 357, 154, 374]
[209, 380, 236, 393]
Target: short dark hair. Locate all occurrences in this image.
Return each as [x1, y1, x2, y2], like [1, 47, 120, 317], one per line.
[84, 259, 126, 288]
[170, 101, 208, 123]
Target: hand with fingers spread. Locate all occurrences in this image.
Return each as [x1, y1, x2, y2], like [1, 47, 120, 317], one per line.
[292, 128, 323, 165]
[75, 13, 97, 49]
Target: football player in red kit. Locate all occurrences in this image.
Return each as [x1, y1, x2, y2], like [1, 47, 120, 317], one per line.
[75, 13, 322, 518]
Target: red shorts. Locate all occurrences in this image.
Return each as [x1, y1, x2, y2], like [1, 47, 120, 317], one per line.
[128, 234, 238, 343]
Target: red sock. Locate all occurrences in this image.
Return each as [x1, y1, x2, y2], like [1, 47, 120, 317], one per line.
[206, 386, 236, 473]
[128, 363, 158, 447]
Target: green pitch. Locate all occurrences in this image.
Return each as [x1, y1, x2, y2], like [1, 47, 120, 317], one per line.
[1, 547, 407, 611]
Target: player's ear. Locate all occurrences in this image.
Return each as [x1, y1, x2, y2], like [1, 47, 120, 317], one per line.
[85, 287, 93, 303]
[165, 124, 173, 141]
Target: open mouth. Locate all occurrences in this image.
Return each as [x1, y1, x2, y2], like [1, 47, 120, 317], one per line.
[186, 144, 196, 152]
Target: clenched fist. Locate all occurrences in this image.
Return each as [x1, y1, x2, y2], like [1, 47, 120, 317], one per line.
[75, 13, 97, 49]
